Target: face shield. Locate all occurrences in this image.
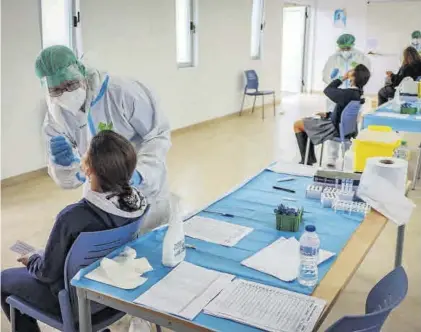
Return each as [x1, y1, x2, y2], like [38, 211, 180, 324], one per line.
[41, 64, 87, 119]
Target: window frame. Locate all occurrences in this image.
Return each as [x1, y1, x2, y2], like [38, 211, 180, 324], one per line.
[250, 0, 265, 60]
[40, 0, 73, 49]
[175, 0, 197, 68]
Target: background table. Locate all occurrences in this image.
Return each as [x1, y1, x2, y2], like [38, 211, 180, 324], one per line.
[72, 169, 392, 332]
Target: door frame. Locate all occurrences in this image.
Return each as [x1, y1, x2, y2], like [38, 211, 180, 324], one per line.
[280, 3, 312, 94]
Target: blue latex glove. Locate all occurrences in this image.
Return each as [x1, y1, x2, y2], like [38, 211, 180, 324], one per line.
[76, 172, 86, 183]
[50, 136, 77, 167]
[330, 68, 340, 79]
[130, 171, 142, 186]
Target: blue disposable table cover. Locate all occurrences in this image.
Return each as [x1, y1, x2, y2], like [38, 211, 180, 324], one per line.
[72, 169, 365, 331]
[362, 100, 421, 133]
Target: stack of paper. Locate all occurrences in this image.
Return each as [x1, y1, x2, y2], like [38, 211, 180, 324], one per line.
[134, 261, 235, 320]
[204, 279, 326, 332]
[268, 160, 316, 177]
[241, 237, 335, 282]
[184, 216, 253, 247]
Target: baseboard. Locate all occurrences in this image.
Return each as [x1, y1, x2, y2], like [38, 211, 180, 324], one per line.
[172, 99, 281, 135]
[1, 167, 48, 188]
[2, 99, 282, 186]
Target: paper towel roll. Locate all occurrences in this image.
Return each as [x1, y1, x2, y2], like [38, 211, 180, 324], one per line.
[361, 157, 408, 195]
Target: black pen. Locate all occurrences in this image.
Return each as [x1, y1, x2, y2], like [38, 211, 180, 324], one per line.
[272, 186, 296, 193]
[204, 211, 235, 218]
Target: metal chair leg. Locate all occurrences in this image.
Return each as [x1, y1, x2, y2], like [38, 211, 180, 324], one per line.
[262, 95, 265, 119]
[252, 96, 257, 113]
[319, 142, 324, 167]
[341, 142, 346, 170]
[304, 138, 310, 165]
[239, 93, 246, 116]
[273, 93, 276, 116]
[412, 146, 421, 190]
[10, 306, 16, 332]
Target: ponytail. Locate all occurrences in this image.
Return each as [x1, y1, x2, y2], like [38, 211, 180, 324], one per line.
[106, 182, 143, 212]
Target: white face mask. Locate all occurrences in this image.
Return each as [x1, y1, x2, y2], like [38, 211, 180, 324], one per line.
[342, 50, 352, 60]
[53, 88, 86, 115]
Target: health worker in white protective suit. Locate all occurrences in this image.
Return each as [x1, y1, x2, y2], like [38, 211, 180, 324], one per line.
[322, 34, 371, 167]
[36, 45, 171, 232]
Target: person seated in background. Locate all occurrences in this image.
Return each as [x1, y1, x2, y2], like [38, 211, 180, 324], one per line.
[378, 46, 421, 105]
[293, 64, 371, 165]
[1, 130, 148, 332]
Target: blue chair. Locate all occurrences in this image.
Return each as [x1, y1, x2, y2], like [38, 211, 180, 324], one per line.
[326, 266, 408, 332]
[239, 70, 276, 119]
[6, 206, 160, 332]
[304, 100, 361, 169]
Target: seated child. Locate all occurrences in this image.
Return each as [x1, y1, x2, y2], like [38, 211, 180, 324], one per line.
[293, 64, 371, 165]
[1, 130, 148, 332]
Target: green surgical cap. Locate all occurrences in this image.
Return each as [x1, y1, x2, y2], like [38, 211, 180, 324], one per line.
[337, 34, 355, 48]
[412, 30, 421, 39]
[35, 45, 86, 87]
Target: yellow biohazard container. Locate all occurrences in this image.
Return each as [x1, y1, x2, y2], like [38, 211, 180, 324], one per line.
[353, 126, 401, 172]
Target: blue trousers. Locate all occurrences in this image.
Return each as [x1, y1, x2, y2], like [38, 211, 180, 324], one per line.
[1, 267, 61, 332]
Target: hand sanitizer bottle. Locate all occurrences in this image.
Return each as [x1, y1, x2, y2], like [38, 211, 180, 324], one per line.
[162, 195, 186, 267]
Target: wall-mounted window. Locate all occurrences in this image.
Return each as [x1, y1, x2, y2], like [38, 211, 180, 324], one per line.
[250, 0, 265, 60]
[41, 0, 72, 49]
[176, 0, 197, 67]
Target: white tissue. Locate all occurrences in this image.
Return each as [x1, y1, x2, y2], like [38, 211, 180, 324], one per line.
[84, 247, 152, 289]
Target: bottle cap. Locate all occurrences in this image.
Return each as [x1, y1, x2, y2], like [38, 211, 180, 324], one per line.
[305, 225, 316, 232]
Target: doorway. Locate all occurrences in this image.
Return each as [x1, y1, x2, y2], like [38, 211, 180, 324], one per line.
[281, 4, 309, 95]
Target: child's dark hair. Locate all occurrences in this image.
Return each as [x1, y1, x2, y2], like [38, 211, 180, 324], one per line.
[353, 64, 371, 91]
[87, 130, 138, 211]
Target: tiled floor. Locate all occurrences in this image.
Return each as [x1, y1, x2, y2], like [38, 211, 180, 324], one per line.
[1, 94, 420, 331]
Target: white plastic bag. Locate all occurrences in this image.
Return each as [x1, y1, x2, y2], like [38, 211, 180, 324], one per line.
[128, 317, 152, 332]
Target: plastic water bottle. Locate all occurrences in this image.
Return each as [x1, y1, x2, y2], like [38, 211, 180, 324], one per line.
[394, 140, 410, 161]
[298, 225, 320, 287]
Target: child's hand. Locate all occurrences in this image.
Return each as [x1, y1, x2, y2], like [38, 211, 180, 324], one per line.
[316, 112, 327, 119]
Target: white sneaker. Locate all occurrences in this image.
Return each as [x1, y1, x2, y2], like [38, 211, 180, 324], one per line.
[128, 317, 152, 332]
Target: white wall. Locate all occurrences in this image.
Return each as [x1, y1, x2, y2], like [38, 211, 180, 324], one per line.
[80, 0, 283, 130]
[1, 1, 46, 179]
[311, 0, 368, 92]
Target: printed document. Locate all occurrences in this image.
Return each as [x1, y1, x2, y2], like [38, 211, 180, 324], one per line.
[134, 261, 235, 320]
[204, 279, 326, 332]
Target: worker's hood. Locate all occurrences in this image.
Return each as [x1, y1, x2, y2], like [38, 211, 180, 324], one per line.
[84, 187, 148, 220]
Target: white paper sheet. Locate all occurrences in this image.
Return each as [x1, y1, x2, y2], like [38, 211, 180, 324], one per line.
[268, 160, 317, 177]
[241, 237, 335, 282]
[134, 261, 235, 320]
[373, 112, 409, 118]
[357, 173, 415, 226]
[10, 241, 37, 255]
[184, 216, 253, 247]
[204, 279, 326, 332]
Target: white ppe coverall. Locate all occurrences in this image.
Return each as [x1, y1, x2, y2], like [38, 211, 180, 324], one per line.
[43, 70, 171, 231]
